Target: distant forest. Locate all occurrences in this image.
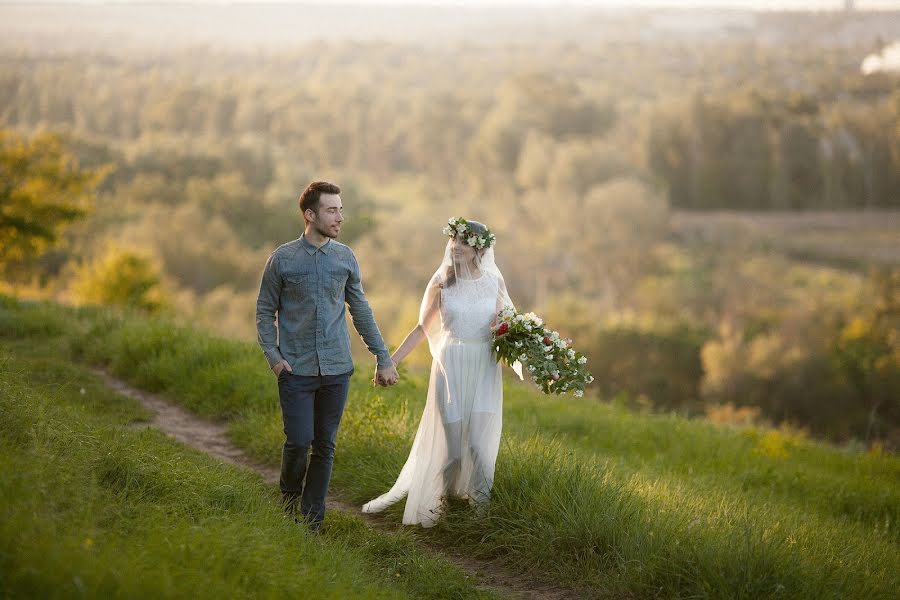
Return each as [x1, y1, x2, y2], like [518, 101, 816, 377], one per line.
[1, 5, 899, 212]
[2, 5, 899, 446]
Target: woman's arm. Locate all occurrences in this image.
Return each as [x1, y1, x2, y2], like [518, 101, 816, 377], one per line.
[391, 324, 426, 365]
[392, 278, 442, 366]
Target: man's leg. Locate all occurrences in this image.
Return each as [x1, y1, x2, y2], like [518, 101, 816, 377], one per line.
[278, 371, 318, 517]
[300, 370, 351, 529]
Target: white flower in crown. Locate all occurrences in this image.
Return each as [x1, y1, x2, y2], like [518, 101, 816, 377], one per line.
[444, 217, 495, 249]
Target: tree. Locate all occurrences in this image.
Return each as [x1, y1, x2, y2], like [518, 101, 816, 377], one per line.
[830, 268, 900, 443]
[71, 243, 167, 313]
[0, 129, 106, 275]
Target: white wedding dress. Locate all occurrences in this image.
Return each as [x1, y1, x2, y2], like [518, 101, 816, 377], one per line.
[362, 265, 511, 527]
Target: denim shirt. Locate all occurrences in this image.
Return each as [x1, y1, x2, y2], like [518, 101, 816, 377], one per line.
[255, 234, 392, 376]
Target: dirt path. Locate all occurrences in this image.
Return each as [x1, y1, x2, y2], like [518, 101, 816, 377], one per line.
[94, 369, 577, 600]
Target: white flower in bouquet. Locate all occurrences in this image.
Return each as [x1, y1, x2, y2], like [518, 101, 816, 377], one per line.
[574, 390, 584, 398]
[578, 356, 588, 365]
[492, 307, 592, 397]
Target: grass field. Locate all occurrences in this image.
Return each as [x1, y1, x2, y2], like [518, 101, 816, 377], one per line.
[0, 299, 499, 599]
[2, 294, 899, 598]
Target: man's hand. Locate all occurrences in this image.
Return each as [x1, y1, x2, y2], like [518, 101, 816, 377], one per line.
[273, 360, 293, 377]
[374, 364, 399, 387]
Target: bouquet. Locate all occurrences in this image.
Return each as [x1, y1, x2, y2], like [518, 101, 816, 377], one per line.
[491, 307, 593, 397]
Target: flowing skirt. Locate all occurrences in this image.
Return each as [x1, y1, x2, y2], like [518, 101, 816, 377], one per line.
[361, 338, 503, 527]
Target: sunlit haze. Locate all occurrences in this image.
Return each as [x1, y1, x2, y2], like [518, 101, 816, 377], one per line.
[34, 0, 900, 7]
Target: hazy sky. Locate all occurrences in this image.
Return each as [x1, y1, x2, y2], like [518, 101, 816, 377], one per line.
[40, 0, 900, 7]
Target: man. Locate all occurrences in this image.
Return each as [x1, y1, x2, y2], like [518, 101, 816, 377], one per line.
[255, 180, 399, 532]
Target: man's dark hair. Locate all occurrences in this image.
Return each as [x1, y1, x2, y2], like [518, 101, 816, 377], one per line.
[299, 181, 341, 216]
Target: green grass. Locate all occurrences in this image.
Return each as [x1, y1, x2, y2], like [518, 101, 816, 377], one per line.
[2, 295, 898, 598]
[0, 299, 498, 600]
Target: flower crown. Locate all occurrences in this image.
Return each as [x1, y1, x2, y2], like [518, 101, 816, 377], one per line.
[442, 217, 496, 250]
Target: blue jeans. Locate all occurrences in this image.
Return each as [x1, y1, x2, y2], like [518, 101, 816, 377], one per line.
[277, 368, 352, 528]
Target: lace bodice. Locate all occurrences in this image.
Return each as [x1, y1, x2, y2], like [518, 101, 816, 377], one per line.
[440, 274, 499, 342]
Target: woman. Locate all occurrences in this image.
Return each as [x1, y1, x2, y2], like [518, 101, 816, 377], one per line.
[362, 218, 520, 527]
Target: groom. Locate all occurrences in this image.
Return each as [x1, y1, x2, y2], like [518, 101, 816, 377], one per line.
[255, 180, 398, 531]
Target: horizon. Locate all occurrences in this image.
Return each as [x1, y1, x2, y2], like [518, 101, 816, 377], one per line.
[6, 0, 900, 10]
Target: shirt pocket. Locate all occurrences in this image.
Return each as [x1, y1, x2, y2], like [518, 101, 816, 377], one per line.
[328, 267, 348, 301]
[283, 272, 310, 302]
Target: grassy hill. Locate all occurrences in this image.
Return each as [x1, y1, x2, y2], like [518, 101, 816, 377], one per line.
[2, 295, 898, 598]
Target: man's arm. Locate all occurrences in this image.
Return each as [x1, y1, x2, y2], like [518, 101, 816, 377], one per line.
[255, 251, 285, 370]
[344, 251, 393, 371]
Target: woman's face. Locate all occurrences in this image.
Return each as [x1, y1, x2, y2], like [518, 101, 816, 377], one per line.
[451, 235, 477, 264]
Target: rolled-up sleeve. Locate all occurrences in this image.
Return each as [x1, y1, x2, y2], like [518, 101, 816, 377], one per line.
[255, 251, 284, 369]
[344, 251, 392, 369]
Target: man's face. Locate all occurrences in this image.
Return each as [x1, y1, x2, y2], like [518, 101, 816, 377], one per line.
[308, 193, 344, 239]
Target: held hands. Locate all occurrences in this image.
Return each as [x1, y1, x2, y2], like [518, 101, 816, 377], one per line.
[373, 363, 399, 387]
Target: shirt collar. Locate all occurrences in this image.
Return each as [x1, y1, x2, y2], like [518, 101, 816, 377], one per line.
[299, 233, 331, 255]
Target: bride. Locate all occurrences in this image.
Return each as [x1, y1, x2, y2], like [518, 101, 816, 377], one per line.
[363, 218, 521, 527]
